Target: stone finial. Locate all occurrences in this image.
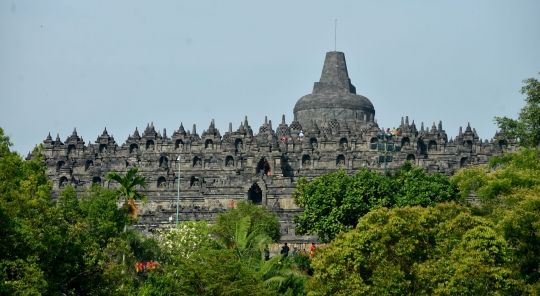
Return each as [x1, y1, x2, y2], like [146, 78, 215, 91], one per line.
[264, 116, 268, 124]
[192, 124, 197, 135]
[228, 122, 232, 133]
[56, 133, 60, 141]
[211, 119, 215, 127]
[313, 51, 356, 94]
[466, 122, 472, 132]
[431, 122, 437, 132]
[406, 116, 409, 126]
[421, 122, 424, 131]
[282, 114, 286, 124]
[72, 127, 77, 136]
[102, 127, 108, 136]
[438, 121, 443, 131]
[163, 128, 167, 139]
[269, 120, 272, 130]
[244, 116, 248, 126]
[401, 117, 404, 126]
[46, 132, 52, 140]
[459, 126, 463, 136]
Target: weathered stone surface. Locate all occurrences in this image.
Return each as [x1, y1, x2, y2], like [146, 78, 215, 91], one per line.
[33, 51, 516, 242]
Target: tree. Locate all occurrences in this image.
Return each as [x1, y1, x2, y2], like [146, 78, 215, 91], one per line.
[106, 168, 148, 219]
[212, 200, 281, 247]
[452, 148, 540, 287]
[307, 203, 527, 295]
[294, 164, 460, 242]
[494, 72, 540, 147]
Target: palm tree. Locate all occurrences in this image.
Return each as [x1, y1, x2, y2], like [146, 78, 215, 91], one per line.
[106, 167, 147, 219]
[105, 168, 147, 277]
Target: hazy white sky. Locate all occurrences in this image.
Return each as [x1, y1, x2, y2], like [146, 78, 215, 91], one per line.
[1, 1, 539, 155]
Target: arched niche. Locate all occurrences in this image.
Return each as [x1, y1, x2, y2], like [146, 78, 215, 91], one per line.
[463, 140, 473, 152]
[401, 137, 410, 147]
[130, 143, 139, 154]
[336, 155, 346, 166]
[225, 156, 234, 167]
[339, 138, 348, 148]
[175, 139, 184, 150]
[235, 139, 243, 151]
[146, 140, 154, 150]
[370, 137, 378, 149]
[248, 183, 263, 205]
[92, 177, 101, 184]
[59, 176, 68, 187]
[256, 158, 271, 176]
[310, 138, 318, 148]
[417, 139, 426, 154]
[157, 176, 167, 188]
[428, 140, 437, 151]
[498, 140, 507, 150]
[302, 155, 311, 167]
[407, 154, 415, 161]
[460, 157, 469, 168]
[99, 144, 108, 154]
[205, 139, 213, 149]
[67, 144, 76, 155]
[159, 156, 168, 168]
[193, 156, 202, 167]
[190, 176, 199, 187]
[56, 161, 65, 172]
[85, 160, 93, 171]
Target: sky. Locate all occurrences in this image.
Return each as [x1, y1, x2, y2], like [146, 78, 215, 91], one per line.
[1, 1, 539, 155]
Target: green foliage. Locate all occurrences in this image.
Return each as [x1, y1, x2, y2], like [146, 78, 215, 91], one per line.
[452, 148, 540, 202]
[494, 72, 540, 147]
[307, 203, 527, 295]
[212, 200, 281, 247]
[294, 164, 459, 242]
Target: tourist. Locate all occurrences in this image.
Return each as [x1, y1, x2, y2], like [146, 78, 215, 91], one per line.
[281, 135, 286, 141]
[229, 200, 234, 208]
[310, 243, 316, 258]
[392, 127, 398, 136]
[292, 247, 299, 257]
[280, 243, 290, 258]
[299, 130, 304, 141]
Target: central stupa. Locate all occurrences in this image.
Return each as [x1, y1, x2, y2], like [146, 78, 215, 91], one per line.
[293, 51, 375, 127]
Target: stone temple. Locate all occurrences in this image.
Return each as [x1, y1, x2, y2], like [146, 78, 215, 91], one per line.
[33, 51, 516, 242]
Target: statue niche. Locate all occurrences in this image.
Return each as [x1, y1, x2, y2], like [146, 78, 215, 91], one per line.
[175, 139, 184, 150]
[59, 176, 68, 188]
[159, 156, 168, 169]
[310, 138, 318, 148]
[99, 144, 108, 154]
[336, 155, 346, 166]
[130, 144, 139, 154]
[190, 176, 199, 188]
[302, 155, 311, 167]
[157, 176, 167, 189]
[428, 140, 437, 151]
[92, 177, 101, 184]
[56, 161, 65, 172]
[339, 138, 348, 149]
[225, 156, 234, 167]
[401, 137, 410, 147]
[146, 140, 154, 150]
[67, 144, 76, 155]
[235, 139, 243, 151]
[205, 139, 213, 149]
[85, 160, 94, 171]
[407, 154, 416, 161]
[193, 156, 202, 167]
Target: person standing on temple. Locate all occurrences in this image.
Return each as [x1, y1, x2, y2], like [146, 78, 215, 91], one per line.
[280, 243, 290, 258]
[310, 243, 316, 258]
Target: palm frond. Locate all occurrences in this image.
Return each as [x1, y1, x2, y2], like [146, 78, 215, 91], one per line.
[260, 254, 283, 277]
[235, 216, 251, 250]
[263, 276, 288, 288]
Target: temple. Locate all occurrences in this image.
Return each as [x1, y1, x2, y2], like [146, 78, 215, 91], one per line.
[32, 51, 516, 242]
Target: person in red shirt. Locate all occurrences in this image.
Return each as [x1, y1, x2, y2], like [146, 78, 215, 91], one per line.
[309, 243, 316, 258]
